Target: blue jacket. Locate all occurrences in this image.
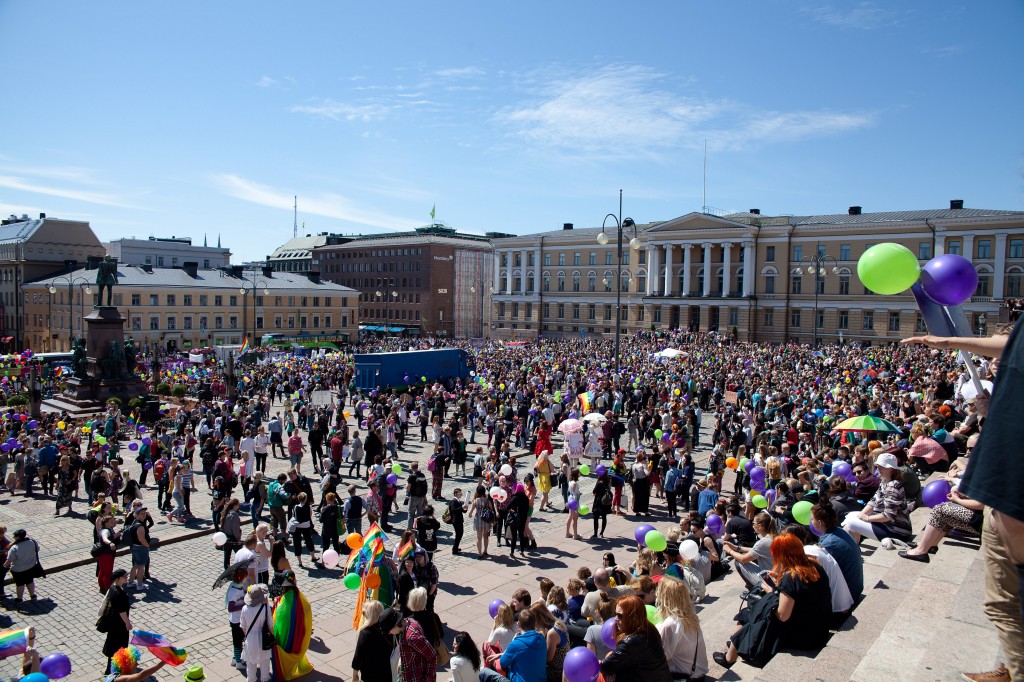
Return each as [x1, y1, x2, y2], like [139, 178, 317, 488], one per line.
[500, 629, 547, 682]
[820, 527, 863, 598]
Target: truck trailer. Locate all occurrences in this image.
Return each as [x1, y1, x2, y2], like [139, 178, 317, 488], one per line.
[353, 348, 473, 391]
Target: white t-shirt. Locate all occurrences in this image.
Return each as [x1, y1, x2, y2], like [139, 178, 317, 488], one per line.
[656, 615, 709, 678]
[487, 625, 515, 651]
[805, 545, 854, 613]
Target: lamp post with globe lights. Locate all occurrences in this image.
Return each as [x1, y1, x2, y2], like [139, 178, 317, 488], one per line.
[790, 244, 839, 348]
[239, 274, 270, 349]
[597, 190, 641, 379]
[48, 275, 92, 351]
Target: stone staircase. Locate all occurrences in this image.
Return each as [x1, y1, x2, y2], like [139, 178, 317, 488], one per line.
[697, 503, 999, 681]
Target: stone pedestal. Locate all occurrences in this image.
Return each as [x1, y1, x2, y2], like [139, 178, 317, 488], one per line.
[42, 307, 147, 417]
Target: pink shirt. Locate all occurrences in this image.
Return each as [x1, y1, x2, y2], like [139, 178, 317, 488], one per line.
[288, 434, 304, 455]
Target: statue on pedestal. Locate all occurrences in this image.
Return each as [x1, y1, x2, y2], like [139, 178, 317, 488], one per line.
[71, 338, 87, 380]
[96, 255, 118, 307]
[124, 337, 137, 376]
[102, 340, 126, 380]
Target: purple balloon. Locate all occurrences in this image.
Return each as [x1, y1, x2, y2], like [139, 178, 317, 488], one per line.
[6, 438, 15, 447]
[488, 598, 505, 619]
[27, 420, 38, 430]
[844, 474, 857, 485]
[595, 465, 607, 477]
[765, 489, 776, 505]
[0, 444, 9, 453]
[143, 461, 153, 470]
[832, 461, 851, 479]
[141, 437, 152, 446]
[563, 646, 600, 682]
[633, 523, 655, 544]
[601, 617, 617, 649]
[39, 653, 72, 679]
[750, 479, 766, 493]
[386, 473, 398, 486]
[128, 442, 139, 451]
[920, 254, 978, 306]
[809, 520, 824, 537]
[567, 499, 579, 512]
[922, 479, 952, 508]
[743, 459, 756, 474]
[750, 466, 766, 481]
[137, 426, 146, 433]
[705, 513, 724, 535]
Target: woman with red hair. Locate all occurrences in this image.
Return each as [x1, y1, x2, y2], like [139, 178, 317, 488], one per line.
[712, 533, 832, 668]
[599, 594, 672, 682]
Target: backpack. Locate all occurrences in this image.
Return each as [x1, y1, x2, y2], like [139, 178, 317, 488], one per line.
[412, 472, 428, 497]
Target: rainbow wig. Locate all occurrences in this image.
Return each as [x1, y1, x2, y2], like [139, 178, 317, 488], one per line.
[110, 646, 142, 676]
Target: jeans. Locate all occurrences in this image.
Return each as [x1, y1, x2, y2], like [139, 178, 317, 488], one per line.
[478, 669, 510, 682]
[407, 496, 426, 529]
[171, 491, 186, 518]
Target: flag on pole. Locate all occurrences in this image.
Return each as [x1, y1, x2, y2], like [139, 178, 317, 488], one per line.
[430, 204, 436, 221]
[578, 392, 591, 414]
[239, 337, 250, 355]
[0, 629, 29, 659]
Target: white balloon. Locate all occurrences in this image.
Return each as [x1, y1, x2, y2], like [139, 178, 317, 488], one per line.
[212, 531, 228, 548]
[500, 464, 513, 476]
[680, 539, 700, 561]
[496, 490, 508, 503]
[322, 548, 341, 569]
[490, 486, 502, 499]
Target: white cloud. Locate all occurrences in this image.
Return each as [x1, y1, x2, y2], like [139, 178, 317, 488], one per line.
[290, 99, 392, 122]
[0, 175, 141, 209]
[495, 64, 874, 157]
[804, 3, 898, 29]
[211, 174, 420, 231]
[433, 66, 486, 79]
[256, 75, 279, 88]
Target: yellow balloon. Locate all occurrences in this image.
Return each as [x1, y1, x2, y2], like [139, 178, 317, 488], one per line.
[57, 421, 66, 429]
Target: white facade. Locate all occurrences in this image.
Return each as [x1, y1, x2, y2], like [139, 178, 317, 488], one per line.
[107, 237, 231, 269]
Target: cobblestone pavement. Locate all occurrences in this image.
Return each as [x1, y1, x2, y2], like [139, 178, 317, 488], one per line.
[0, 406, 719, 682]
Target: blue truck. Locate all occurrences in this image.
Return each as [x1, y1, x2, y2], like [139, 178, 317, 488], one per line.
[353, 348, 474, 391]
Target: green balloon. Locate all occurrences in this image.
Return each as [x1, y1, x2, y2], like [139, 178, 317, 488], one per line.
[792, 500, 813, 526]
[644, 529, 667, 552]
[579, 464, 591, 476]
[654, 429, 663, 439]
[343, 572, 361, 590]
[752, 494, 768, 509]
[738, 457, 749, 471]
[391, 464, 403, 475]
[857, 242, 921, 295]
[579, 505, 590, 515]
[645, 604, 662, 624]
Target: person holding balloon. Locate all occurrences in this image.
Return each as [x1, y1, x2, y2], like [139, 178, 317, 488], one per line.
[898, 482, 983, 563]
[598, 594, 673, 682]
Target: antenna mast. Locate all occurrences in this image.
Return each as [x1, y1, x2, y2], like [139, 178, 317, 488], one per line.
[702, 138, 707, 214]
[293, 196, 298, 238]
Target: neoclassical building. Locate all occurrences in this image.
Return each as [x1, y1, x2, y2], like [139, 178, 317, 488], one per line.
[490, 202, 1024, 344]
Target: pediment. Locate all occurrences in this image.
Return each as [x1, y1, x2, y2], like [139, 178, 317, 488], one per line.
[645, 212, 754, 236]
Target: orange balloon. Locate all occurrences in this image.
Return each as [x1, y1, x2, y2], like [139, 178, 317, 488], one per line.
[346, 533, 363, 550]
[726, 457, 738, 470]
[365, 573, 381, 589]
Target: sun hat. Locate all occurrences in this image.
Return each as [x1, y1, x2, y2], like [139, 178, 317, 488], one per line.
[875, 452, 899, 470]
[183, 666, 206, 681]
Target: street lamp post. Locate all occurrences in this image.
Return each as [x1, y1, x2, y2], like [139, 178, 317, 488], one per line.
[791, 244, 839, 348]
[977, 313, 987, 337]
[47, 275, 92, 351]
[469, 285, 493, 338]
[239, 274, 270, 349]
[597, 189, 640, 380]
[374, 283, 398, 335]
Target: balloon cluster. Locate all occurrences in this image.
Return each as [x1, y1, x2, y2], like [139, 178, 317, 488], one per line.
[859, 244, 977, 305]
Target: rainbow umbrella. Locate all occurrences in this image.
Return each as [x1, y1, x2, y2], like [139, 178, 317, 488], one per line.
[832, 416, 901, 433]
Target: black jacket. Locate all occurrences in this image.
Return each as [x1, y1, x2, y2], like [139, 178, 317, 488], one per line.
[600, 630, 672, 682]
[352, 625, 396, 682]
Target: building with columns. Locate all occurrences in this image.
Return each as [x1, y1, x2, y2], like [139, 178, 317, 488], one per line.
[491, 202, 1024, 344]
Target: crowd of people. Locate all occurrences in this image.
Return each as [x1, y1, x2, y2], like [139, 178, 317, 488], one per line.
[1, 320, 1018, 681]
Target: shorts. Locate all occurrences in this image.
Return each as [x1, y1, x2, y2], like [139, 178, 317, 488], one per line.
[289, 452, 302, 465]
[270, 433, 283, 444]
[130, 545, 150, 567]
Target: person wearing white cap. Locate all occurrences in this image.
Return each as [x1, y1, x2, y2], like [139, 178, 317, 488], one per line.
[840, 452, 912, 543]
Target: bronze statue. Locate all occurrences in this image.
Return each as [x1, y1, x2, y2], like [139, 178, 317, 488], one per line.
[71, 338, 87, 379]
[124, 337, 137, 375]
[96, 255, 118, 306]
[108, 340, 126, 380]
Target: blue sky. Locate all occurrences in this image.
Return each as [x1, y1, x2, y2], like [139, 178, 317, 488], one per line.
[1, 1, 1022, 263]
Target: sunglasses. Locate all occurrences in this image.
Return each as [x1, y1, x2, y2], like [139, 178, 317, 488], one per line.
[615, 611, 624, 617]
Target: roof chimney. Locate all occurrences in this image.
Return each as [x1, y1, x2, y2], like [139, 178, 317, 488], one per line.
[848, 206, 862, 215]
[141, 264, 153, 273]
[38, 212, 46, 219]
[562, 223, 573, 230]
[307, 271, 321, 284]
[262, 266, 274, 279]
[749, 208, 760, 215]
[182, 261, 199, 278]
[950, 199, 964, 210]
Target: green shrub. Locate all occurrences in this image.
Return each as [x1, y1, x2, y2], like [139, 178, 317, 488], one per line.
[171, 384, 187, 399]
[5, 394, 28, 407]
[106, 397, 122, 407]
[128, 397, 146, 411]
[155, 382, 171, 396]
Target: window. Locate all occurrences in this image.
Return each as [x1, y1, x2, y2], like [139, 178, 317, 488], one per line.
[229, 316, 238, 329]
[919, 242, 931, 260]
[527, 253, 534, 266]
[588, 274, 596, 292]
[977, 273, 991, 296]
[203, 259, 210, 269]
[816, 277, 825, 295]
[863, 311, 874, 330]
[200, 295, 208, 306]
[653, 307, 661, 323]
[1010, 240, 1023, 259]
[513, 253, 521, 266]
[948, 241, 961, 256]
[149, 294, 158, 306]
[132, 317, 141, 331]
[639, 251, 646, 265]
[525, 303, 532, 319]
[557, 274, 565, 292]
[622, 252, 629, 266]
[144, 256, 152, 265]
[1008, 272, 1022, 297]
[840, 244, 851, 261]
[604, 304, 612, 320]
[817, 245, 826, 258]
[544, 254, 551, 266]
[149, 316, 159, 330]
[131, 294, 141, 306]
[572, 304, 580, 319]
[573, 253, 581, 266]
[199, 316, 208, 330]
[729, 308, 738, 327]
[183, 294, 192, 306]
[978, 240, 992, 259]
[511, 303, 518, 319]
[888, 312, 901, 332]
[543, 304, 550, 318]
[214, 296, 222, 306]
[501, 254, 508, 267]
[558, 254, 566, 266]
[183, 316, 192, 330]
[790, 309, 801, 328]
[255, 295, 264, 307]
[638, 274, 646, 292]
[839, 276, 850, 295]
[215, 316, 223, 329]
[605, 252, 613, 266]
[622, 307, 628, 321]
[764, 275, 775, 294]
[638, 306, 645, 321]
[572, 274, 580, 292]
[543, 276, 550, 292]
[288, 296, 295, 306]
[557, 304, 565, 319]
[915, 313, 927, 333]
[157, 256, 165, 267]
[838, 310, 849, 329]
[621, 274, 630, 293]
[166, 316, 176, 330]
[166, 294, 176, 306]
[588, 305, 596, 320]
[763, 309, 773, 326]
[792, 245, 803, 262]
[230, 295, 238, 306]
[766, 246, 775, 262]
[791, 276, 802, 294]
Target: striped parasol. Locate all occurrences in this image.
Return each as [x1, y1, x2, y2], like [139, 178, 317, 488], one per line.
[832, 415, 902, 433]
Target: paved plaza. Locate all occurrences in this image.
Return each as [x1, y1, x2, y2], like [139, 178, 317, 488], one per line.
[0, 408, 999, 682]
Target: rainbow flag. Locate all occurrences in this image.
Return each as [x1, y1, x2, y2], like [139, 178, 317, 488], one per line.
[239, 337, 250, 354]
[272, 588, 313, 680]
[395, 537, 415, 562]
[0, 629, 28, 660]
[578, 392, 591, 414]
[131, 629, 171, 648]
[148, 646, 188, 666]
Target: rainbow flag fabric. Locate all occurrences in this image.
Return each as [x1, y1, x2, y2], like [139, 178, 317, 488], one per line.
[578, 392, 591, 414]
[130, 630, 170, 648]
[0, 629, 28, 660]
[239, 337, 250, 354]
[272, 588, 313, 680]
[148, 646, 188, 666]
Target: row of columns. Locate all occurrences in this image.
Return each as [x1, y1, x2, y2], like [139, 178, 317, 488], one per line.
[646, 242, 755, 298]
[493, 249, 543, 294]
